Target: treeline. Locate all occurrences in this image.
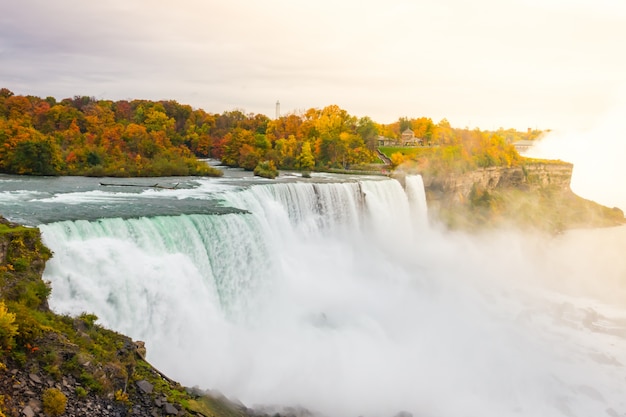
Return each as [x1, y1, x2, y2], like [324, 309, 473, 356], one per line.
[0, 88, 379, 177]
[384, 119, 544, 175]
[0, 88, 222, 176]
[385, 128, 521, 175]
[0, 87, 541, 177]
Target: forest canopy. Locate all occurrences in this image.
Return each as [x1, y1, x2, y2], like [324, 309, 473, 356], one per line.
[0, 88, 542, 177]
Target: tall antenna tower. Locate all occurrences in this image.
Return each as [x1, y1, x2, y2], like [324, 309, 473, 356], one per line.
[275, 100, 280, 119]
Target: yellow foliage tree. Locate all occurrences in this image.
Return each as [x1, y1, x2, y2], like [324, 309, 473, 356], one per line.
[296, 141, 315, 171]
[390, 152, 407, 169]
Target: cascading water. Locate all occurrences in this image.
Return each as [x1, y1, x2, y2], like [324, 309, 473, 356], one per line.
[29, 175, 626, 417]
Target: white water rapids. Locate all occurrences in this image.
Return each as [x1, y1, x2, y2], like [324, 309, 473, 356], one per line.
[37, 175, 626, 417]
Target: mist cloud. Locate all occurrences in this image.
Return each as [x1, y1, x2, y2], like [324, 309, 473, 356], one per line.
[37, 177, 626, 417]
[526, 94, 626, 211]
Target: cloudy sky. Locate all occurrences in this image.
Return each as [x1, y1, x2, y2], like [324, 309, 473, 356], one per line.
[1, 0, 625, 131]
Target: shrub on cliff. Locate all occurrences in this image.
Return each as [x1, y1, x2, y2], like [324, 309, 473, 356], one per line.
[0, 301, 17, 353]
[42, 388, 67, 416]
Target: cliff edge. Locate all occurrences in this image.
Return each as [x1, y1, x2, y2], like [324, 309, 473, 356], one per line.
[0, 218, 251, 417]
[398, 161, 624, 232]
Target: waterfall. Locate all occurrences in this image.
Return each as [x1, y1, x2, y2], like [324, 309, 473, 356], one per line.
[41, 178, 423, 322]
[39, 175, 626, 417]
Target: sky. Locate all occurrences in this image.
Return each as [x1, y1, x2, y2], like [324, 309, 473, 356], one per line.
[1, 0, 625, 132]
[526, 96, 626, 211]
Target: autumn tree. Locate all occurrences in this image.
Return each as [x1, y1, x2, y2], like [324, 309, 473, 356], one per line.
[238, 143, 262, 170]
[221, 128, 256, 166]
[274, 135, 298, 168]
[113, 100, 133, 122]
[433, 118, 457, 145]
[266, 114, 303, 142]
[83, 102, 115, 135]
[411, 117, 435, 144]
[0, 88, 14, 99]
[296, 141, 315, 171]
[6, 128, 62, 175]
[4, 95, 33, 121]
[160, 100, 192, 134]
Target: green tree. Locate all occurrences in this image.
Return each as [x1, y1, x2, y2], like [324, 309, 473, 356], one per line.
[144, 108, 175, 133]
[9, 137, 62, 175]
[356, 116, 379, 151]
[398, 117, 411, 133]
[221, 128, 255, 166]
[275, 135, 298, 168]
[296, 141, 315, 171]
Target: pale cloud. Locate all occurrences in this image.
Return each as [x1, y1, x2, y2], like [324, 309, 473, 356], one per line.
[1, 0, 625, 130]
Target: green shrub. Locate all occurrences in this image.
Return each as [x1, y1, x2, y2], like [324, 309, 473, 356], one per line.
[44, 363, 62, 381]
[8, 302, 43, 347]
[16, 279, 51, 309]
[80, 370, 104, 393]
[253, 160, 278, 179]
[10, 257, 29, 272]
[75, 386, 87, 399]
[0, 302, 17, 353]
[42, 388, 67, 416]
[189, 160, 223, 177]
[78, 313, 98, 328]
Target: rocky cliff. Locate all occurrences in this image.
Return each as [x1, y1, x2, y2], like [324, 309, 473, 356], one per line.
[421, 162, 573, 203]
[0, 218, 253, 417]
[399, 161, 623, 232]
